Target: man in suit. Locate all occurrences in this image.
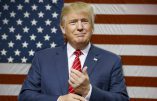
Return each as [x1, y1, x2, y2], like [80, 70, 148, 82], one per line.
[19, 2, 129, 101]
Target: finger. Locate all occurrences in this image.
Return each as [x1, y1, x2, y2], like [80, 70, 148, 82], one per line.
[82, 66, 88, 75]
[70, 72, 82, 83]
[69, 78, 79, 88]
[71, 93, 86, 101]
[71, 68, 83, 77]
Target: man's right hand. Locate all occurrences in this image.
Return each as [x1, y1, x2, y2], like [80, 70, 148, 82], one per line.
[58, 93, 86, 101]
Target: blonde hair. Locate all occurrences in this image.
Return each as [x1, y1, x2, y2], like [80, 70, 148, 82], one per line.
[60, 2, 95, 29]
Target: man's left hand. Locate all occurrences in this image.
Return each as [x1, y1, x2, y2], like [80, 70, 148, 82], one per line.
[69, 66, 90, 97]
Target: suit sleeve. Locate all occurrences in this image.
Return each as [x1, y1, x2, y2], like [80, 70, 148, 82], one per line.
[18, 53, 59, 101]
[90, 57, 130, 101]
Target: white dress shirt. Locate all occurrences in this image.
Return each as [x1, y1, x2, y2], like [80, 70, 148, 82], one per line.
[67, 42, 92, 101]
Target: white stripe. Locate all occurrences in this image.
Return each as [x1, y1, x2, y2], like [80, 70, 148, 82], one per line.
[123, 65, 157, 77]
[0, 84, 21, 95]
[95, 44, 157, 56]
[94, 24, 157, 35]
[65, 3, 157, 15]
[0, 63, 30, 74]
[0, 84, 157, 99]
[93, 4, 157, 15]
[127, 87, 157, 99]
[1, 64, 157, 77]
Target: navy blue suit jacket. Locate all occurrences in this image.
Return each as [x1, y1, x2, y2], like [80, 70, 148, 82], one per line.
[19, 44, 129, 101]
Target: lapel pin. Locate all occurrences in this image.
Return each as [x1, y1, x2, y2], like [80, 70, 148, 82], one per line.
[93, 57, 98, 61]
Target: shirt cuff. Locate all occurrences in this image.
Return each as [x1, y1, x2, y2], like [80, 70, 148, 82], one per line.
[85, 84, 92, 101]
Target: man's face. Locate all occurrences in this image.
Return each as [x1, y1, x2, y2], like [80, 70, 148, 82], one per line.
[61, 12, 93, 49]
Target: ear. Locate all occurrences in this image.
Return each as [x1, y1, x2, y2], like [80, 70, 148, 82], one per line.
[60, 25, 65, 34]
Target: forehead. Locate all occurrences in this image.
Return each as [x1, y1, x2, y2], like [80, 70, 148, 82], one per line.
[65, 12, 90, 21]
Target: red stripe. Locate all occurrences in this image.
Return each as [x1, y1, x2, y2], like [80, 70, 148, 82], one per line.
[0, 96, 157, 101]
[64, 0, 157, 4]
[95, 15, 157, 24]
[91, 35, 157, 45]
[130, 98, 157, 101]
[122, 56, 157, 66]
[125, 76, 157, 87]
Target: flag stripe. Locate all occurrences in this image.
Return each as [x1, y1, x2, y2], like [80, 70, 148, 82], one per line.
[130, 99, 157, 101]
[1, 96, 157, 101]
[91, 4, 157, 15]
[123, 66, 157, 77]
[95, 15, 157, 24]
[94, 24, 157, 35]
[122, 56, 157, 66]
[95, 45, 157, 56]
[65, 0, 157, 4]
[125, 76, 157, 87]
[1, 74, 157, 87]
[92, 35, 157, 45]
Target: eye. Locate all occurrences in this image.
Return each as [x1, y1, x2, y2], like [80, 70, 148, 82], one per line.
[81, 19, 89, 24]
[69, 19, 78, 25]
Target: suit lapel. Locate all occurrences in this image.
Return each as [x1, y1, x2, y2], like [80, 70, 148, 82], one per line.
[55, 45, 69, 94]
[84, 45, 100, 76]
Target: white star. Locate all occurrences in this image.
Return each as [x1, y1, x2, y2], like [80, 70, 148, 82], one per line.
[31, 19, 37, 26]
[45, 19, 52, 26]
[23, 26, 29, 33]
[52, 12, 58, 18]
[30, 34, 36, 40]
[10, 0, 15, 3]
[14, 49, 21, 56]
[21, 57, 27, 63]
[36, 42, 43, 48]
[32, 4, 38, 11]
[8, 56, 14, 63]
[37, 27, 43, 33]
[3, 4, 9, 10]
[50, 42, 56, 48]
[38, 11, 44, 18]
[1, 49, 7, 55]
[25, 0, 29, 3]
[15, 34, 22, 40]
[1, 33, 8, 40]
[17, 4, 23, 10]
[45, 4, 51, 10]
[52, 0, 58, 4]
[39, 0, 43, 3]
[8, 41, 14, 48]
[24, 11, 30, 18]
[9, 26, 15, 33]
[3, 18, 9, 24]
[22, 41, 28, 48]
[29, 49, 35, 56]
[44, 34, 50, 41]
[10, 11, 16, 17]
[16, 19, 23, 25]
[51, 27, 57, 33]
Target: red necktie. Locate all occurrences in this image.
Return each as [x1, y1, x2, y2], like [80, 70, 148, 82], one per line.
[68, 50, 82, 93]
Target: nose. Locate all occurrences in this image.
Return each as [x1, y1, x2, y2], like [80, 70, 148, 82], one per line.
[77, 21, 83, 31]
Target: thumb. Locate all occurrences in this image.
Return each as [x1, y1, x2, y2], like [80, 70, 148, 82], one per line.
[82, 66, 88, 75]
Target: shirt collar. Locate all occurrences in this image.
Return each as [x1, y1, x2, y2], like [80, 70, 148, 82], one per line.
[67, 42, 91, 58]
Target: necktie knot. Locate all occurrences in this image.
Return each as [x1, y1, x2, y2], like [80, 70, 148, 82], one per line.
[74, 50, 82, 57]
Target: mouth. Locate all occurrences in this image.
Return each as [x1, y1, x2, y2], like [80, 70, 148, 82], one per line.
[75, 33, 85, 37]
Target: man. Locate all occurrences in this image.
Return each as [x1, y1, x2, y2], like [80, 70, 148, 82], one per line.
[19, 2, 129, 101]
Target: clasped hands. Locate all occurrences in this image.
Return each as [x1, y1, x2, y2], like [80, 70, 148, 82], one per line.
[58, 66, 90, 101]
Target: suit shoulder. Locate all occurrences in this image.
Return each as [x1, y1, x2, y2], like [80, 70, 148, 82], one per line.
[35, 46, 63, 57]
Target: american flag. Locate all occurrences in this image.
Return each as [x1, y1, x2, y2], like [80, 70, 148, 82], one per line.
[0, 0, 157, 101]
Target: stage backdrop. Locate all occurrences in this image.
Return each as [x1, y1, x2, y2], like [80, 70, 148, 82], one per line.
[0, 0, 157, 101]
